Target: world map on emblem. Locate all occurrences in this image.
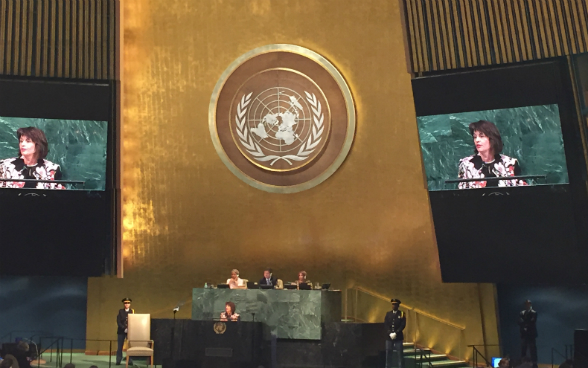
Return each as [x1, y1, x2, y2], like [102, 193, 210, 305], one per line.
[230, 69, 330, 172]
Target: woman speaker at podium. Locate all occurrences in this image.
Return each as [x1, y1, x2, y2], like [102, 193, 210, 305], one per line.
[220, 301, 240, 321]
[457, 120, 528, 189]
[0, 127, 65, 189]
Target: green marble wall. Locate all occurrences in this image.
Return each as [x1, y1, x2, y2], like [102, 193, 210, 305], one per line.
[0, 117, 108, 190]
[192, 288, 342, 340]
[416, 105, 569, 190]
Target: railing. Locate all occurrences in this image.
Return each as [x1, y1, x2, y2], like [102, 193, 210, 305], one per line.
[0, 333, 117, 368]
[415, 342, 433, 368]
[345, 286, 466, 359]
[551, 345, 574, 368]
[0, 330, 52, 344]
[468, 344, 499, 367]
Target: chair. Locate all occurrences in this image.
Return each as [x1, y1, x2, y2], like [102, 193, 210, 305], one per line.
[276, 279, 284, 289]
[126, 314, 154, 368]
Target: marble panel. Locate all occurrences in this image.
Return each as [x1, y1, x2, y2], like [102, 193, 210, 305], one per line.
[192, 288, 341, 340]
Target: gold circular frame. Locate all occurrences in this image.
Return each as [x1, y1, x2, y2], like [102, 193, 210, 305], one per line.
[209, 44, 356, 193]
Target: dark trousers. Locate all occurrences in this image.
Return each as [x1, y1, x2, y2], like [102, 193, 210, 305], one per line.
[116, 333, 133, 365]
[521, 337, 537, 368]
[386, 339, 404, 368]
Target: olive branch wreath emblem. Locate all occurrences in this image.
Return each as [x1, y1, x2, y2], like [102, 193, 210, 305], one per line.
[235, 91, 325, 166]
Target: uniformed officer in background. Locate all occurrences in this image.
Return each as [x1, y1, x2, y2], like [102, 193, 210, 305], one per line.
[116, 298, 134, 365]
[519, 299, 538, 368]
[384, 298, 406, 368]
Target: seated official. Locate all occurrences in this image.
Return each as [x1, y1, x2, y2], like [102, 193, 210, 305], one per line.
[258, 268, 277, 287]
[292, 271, 312, 290]
[227, 269, 246, 289]
[220, 301, 240, 321]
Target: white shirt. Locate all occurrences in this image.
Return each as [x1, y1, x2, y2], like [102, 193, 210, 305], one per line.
[227, 277, 244, 288]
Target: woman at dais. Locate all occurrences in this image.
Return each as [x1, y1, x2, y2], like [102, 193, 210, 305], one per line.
[457, 120, 527, 189]
[219, 301, 240, 322]
[0, 127, 65, 189]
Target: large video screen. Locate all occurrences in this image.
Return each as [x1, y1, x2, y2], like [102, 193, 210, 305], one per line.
[0, 117, 108, 190]
[412, 59, 588, 283]
[417, 105, 569, 191]
[0, 78, 114, 276]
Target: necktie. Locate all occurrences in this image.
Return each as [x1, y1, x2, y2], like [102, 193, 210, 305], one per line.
[267, 278, 271, 285]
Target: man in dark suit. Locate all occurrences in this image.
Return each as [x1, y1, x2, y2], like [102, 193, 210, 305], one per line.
[116, 297, 134, 365]
[384, 299, 406, 368]
[258, 268, 277, 288]
[519, 299, 538, 368]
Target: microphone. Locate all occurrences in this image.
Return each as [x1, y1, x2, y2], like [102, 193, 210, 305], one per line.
[173, 300, 185, 313]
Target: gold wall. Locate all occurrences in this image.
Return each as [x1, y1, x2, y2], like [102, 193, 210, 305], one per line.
[87, 0, 500, 359]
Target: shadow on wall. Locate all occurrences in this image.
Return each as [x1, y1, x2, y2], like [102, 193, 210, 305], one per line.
[0, 276, 88, 349]
[497, 284, 588, 364]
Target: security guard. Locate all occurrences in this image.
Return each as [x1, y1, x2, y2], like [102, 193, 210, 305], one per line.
[116, 298, 134, 365]
[519, 299, 538, 368]
[384, 298, 406, 368]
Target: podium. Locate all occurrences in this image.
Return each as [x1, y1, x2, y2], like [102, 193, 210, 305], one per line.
[191, 288, 342, 340]
[151, 319, 262, 368]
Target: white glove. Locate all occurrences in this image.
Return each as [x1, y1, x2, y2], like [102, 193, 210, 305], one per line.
[124, 328, 128, 333]
[389, 332, 396, 340]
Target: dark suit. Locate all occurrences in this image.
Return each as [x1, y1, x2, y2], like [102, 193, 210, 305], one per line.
[519, 309, 538, 368]
[258, 276, 277, 287]
[116, 308, 134, 364]
[384, 310, 406, 368]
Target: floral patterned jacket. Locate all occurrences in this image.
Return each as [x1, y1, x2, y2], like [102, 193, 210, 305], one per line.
[457, 154, 528, 189]
[220, 312, 240, 321]
[0, 157, 65, 189]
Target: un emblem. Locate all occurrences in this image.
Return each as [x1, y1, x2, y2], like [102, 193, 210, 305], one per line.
[210, 45, 355, 193]
[213, 322, 226, 334]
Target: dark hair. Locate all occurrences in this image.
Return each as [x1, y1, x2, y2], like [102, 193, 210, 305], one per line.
[225, 301, 236, 314]
[468, 120, 503, 155]
[0, 358, 13, 368]
[17, 127, 49, 160]
[264, 268, 272, 273]
[16, 341, 29, 352]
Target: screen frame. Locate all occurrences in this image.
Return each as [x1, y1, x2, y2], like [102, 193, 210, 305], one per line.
[412, 58, 588, 283]
[0, 76, 117, 276]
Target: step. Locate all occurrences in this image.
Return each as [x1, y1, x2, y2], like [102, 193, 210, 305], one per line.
[403, 348, 432, 355]
[429, 359, 469, 368]
[405, 354, 450, 361]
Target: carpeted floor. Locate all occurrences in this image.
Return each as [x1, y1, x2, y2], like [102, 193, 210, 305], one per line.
[34, 353, 151, 368]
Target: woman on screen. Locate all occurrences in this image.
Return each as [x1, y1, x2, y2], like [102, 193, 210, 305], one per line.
[0, 127, 65, 189]
[457, 120, 527, 189]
